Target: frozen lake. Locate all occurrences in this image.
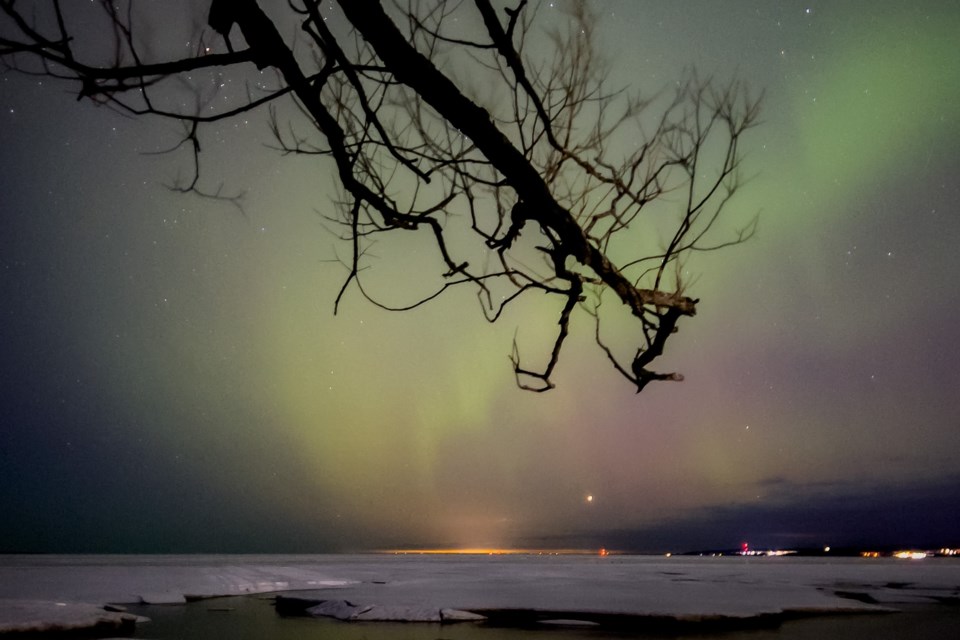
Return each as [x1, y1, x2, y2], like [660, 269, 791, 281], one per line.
[0, 554, 957, 636]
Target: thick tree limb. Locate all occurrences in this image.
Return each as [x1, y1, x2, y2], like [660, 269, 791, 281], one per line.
[0, 0, 761, 392]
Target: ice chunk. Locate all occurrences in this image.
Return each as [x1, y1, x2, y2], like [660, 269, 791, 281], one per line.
[306, 599, 370, 620]
[440, 608, 487, 622]
[0, 599, 139, 635]
[538, 619, 601, 626]
[353, 605, 442, 622]
[306, 601, 457, 622]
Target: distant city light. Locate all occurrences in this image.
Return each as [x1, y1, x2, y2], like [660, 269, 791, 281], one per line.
[735, 543, 797, 557]
[893, 550, 928, 560]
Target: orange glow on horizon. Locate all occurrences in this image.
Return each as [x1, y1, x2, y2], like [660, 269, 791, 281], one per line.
[381, 548, 616, 556]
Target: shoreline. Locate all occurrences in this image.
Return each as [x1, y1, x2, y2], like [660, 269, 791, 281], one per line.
[1, 554, 957, 636]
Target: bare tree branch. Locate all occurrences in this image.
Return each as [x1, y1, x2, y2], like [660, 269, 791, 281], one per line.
[1, 0, 762, 393]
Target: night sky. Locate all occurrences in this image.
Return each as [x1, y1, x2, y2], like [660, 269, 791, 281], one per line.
[1, 1, 958, 554]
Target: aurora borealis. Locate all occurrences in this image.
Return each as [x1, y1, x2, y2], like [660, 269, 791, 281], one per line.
[1, 0, 959, 553]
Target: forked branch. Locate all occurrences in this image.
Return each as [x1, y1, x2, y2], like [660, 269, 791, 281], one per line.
[0, 0, 761, 392]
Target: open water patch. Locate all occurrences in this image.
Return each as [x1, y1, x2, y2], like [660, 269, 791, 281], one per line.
[116, 595, 960, 640]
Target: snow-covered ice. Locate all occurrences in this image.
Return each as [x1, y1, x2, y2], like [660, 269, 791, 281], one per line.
[1, 554, 957, 635]
[0, 599, 142, 635]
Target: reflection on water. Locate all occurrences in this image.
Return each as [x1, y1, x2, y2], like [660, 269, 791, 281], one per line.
[124, 595, 959, 640]
[127, 596, 606, 640]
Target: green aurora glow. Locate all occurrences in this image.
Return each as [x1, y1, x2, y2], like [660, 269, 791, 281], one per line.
[1, 0, 958, 552]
